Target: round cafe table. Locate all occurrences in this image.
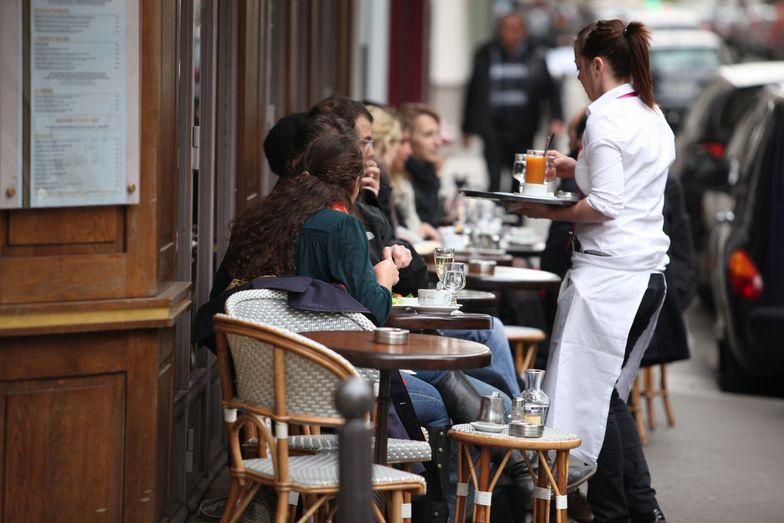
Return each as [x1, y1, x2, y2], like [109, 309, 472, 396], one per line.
[303, 330, 491, 466]
[385, 311, 494, 331]
[466, 266, 561, 292]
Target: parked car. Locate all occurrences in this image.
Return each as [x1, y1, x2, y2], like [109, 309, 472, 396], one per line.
[649, 29, 732, 132]
[708, 83, 784, 392]
[671, 61, 784, 305]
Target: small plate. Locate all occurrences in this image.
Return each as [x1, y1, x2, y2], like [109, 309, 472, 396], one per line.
[408, 304, 462, 314]
[470, 421, 508, 433]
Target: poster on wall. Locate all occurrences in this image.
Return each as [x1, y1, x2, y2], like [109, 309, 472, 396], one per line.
[0, 0, 139, 209]
[28, 0, 139, 207]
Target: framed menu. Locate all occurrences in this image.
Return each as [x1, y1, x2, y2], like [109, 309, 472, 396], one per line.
[0, 0, 139, 209]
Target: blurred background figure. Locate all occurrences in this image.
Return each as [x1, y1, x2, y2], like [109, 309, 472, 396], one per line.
[461, 9, 563, 193]
[400, 103, 447, 228]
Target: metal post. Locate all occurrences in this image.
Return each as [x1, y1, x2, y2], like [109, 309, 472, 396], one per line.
[335, 377, 374, 523]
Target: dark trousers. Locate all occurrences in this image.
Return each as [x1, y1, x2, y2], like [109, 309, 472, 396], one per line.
[588, 273, 666, 523]
[482, 129, 534, 193]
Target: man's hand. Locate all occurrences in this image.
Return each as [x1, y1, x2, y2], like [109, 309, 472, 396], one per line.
[382, 244, 412, 269]
[361, 159, 381, 196]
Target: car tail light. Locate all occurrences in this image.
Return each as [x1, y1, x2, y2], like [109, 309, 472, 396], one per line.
[728, 249, 763, 300]
[701, 141, 725, 159]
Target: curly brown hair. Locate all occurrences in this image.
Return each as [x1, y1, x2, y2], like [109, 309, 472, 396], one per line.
[228, 120, 363, 281]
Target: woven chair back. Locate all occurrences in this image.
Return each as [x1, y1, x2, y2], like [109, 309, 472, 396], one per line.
[214, 314, 359, 424]
[224, 288, 379, 385]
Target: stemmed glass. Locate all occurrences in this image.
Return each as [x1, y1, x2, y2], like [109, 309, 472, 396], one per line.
[442, 262, 467, 305]
[434, 247, 455, 290]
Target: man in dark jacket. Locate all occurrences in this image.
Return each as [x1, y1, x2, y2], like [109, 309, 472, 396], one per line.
[462, 10, 563, 192]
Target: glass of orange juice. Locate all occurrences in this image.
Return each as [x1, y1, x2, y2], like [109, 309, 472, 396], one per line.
[525, 149, 547, 185]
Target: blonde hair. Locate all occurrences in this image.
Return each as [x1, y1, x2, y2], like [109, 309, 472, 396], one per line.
[367, 105, 402, 164]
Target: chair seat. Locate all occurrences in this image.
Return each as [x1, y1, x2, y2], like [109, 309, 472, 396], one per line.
[289, 434, 432, 464]
[243, 452, 426, 490]
[504, 325, 546, 341]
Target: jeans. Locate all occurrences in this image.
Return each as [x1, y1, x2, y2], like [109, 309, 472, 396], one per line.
[444, 317, 521, 398]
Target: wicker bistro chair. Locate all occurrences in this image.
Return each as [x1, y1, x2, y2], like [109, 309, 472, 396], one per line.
[224, 289, 432, 464]
[448, 424, 581, 523]
[213, 314, 426, 523]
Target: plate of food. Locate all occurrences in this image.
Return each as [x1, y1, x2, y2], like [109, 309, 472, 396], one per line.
[391, 295, 418, 308]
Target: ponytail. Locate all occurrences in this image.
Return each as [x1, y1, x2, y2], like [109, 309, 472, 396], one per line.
[623, 22, 655, 108]
[576, 19, 656, 109]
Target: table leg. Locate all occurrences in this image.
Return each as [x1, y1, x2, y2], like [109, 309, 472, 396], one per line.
[534, 451, 551, 523]
[555, 451, 569, 523]
[472, 448, 491, 523]
[373, 370, 391, 466]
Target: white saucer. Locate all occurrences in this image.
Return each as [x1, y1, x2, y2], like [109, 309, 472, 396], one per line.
[470, 421, 508, 433]
[408, 304, 462, 314]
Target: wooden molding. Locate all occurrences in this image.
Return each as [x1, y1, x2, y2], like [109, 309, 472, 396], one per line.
[0, 281, 191, 336]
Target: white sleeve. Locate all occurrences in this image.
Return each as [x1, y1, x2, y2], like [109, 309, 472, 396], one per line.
[583, 119, 624, 219]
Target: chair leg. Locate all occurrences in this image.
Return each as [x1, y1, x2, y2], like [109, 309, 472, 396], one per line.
[661, 364, 676, 426]
[629, 376, 648, 445]
[454, 443, 468, 523]
[387, 490, 404, 523]
[270, 489, 289, 523]
[644, 366, 656, 430]
[522, 342, 538, 372]
[219, 479, 242, 523]
[513, 341, 525, 377]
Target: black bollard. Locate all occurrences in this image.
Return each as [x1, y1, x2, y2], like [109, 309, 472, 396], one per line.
[335, 376, 374, 523]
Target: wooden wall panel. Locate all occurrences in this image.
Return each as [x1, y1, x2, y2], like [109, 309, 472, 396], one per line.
[7, 207, 121, 246]
[0, 373, 125, 522]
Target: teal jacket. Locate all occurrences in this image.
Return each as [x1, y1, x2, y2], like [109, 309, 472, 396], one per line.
[295, 209, 391, 324]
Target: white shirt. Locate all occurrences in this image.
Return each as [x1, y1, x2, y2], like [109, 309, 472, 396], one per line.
[574, 83, 675, 271]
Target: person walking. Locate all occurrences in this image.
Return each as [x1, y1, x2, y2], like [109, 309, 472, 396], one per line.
[462, 10, 563, 193]
[507, 19, 672, 523]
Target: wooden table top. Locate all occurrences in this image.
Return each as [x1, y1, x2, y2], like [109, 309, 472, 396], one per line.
[303, 330, 492, 371]
[385, 311, 493, 330]
[465, 266, 561, 291]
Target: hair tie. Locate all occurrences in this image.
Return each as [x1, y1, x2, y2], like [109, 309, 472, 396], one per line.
[302, 170, 310, 177]
[623, 25, 629, 36]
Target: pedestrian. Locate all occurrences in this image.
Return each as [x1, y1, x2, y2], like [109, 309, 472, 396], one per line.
[461, 10, 563, 193]
[506, 19, 672, 523]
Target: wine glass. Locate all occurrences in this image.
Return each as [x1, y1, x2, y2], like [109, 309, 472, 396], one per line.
[512, 153, 526, 193]
[433, 247, 455, 290]
[442, 262, 467, 304]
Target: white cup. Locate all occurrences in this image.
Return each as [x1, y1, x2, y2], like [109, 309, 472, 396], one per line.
[418, 288, 452, 306]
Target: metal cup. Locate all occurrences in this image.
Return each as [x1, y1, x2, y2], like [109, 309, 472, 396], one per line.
[477, 392, 506, 425]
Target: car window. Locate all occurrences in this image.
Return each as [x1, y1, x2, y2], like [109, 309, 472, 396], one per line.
[731, 97, 776, 220]
[718, 87, 763, 143]
[651, 48, 720, 74]
[679, 80, 728, 142]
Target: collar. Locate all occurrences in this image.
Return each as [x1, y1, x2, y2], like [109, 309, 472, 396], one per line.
[328, 202, 349, 214]
[586, 83, 635, 116]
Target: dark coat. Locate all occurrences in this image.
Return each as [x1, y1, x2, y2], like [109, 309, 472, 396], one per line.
[642, 175, 696, 366]
[462, 40, 562, 141]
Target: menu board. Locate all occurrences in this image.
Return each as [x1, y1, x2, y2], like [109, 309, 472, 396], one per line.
[28, 0, 139, 207]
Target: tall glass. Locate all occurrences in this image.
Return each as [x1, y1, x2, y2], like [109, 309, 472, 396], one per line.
[442, 262, 467, 304]
[525, 149, 547, 185]
[433, 247, 455, 290]
[512, 153, 526, 192]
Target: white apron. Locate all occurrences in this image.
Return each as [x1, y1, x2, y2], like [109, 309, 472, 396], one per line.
[543, 252, 665, 466]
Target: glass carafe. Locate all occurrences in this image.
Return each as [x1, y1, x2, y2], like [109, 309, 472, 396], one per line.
[520, 369, 550, 426]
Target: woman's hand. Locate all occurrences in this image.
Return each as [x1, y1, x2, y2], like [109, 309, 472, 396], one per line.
[549, 150, 577, 180]
[374, 257, 400, 290]
[382, 245, 412, 269]
[417, 222, 441, 241]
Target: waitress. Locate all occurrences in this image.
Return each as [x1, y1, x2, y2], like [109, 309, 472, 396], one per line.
[508, 20, 672, 523]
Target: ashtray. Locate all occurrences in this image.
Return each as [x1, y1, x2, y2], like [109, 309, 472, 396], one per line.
[468, 259, 497, 276]
[373, 327, 409, 344]
[508, 420, 544, 438]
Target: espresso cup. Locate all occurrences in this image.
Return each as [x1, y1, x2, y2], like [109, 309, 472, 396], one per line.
[418, 288, 452, 306]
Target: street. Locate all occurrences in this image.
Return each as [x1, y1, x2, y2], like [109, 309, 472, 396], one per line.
[642, 302, 784, 522]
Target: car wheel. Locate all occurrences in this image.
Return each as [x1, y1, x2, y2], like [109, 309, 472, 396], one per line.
[718, 335, 747, 393]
